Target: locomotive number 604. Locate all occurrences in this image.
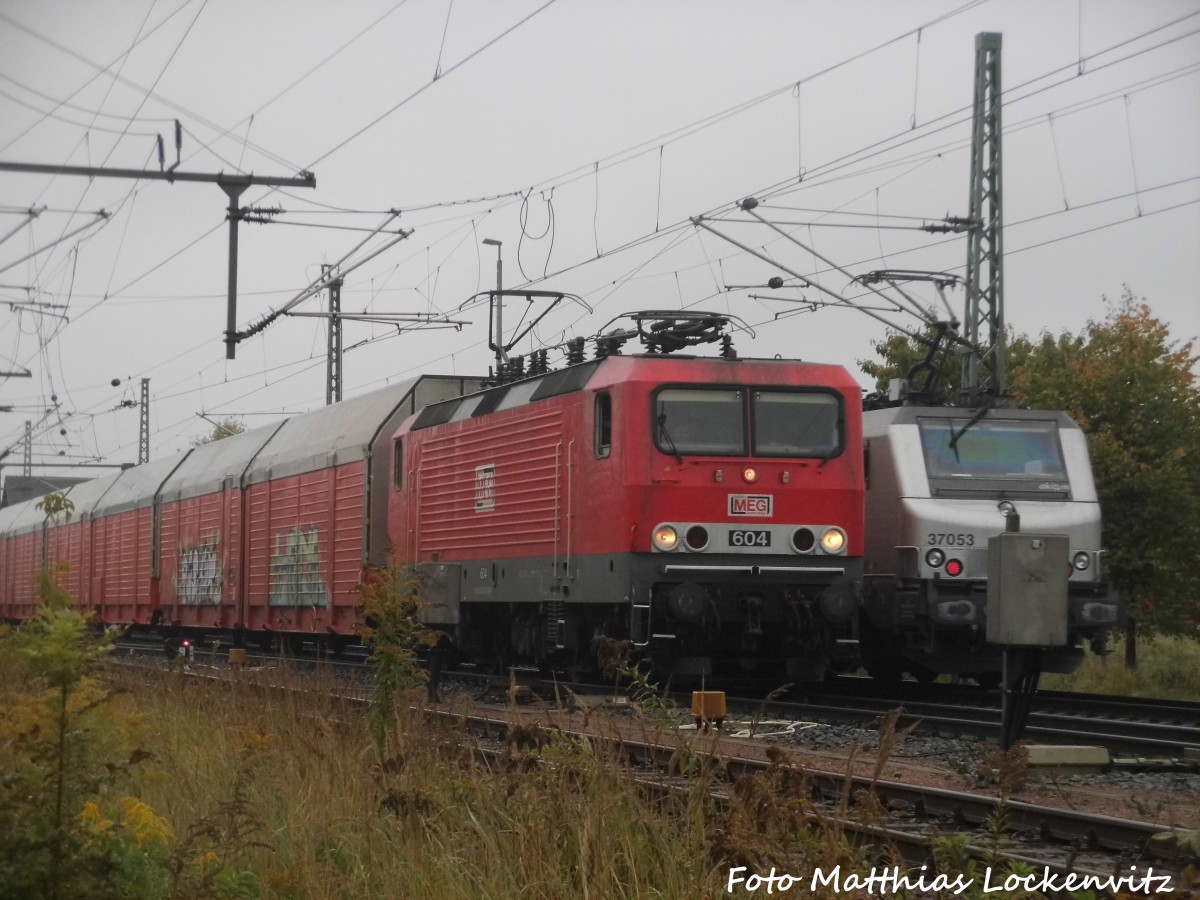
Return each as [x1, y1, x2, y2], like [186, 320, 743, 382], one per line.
[729, 529, 771, 547]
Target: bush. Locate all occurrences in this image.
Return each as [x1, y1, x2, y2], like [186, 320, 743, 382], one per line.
[0, 568, 170, 899]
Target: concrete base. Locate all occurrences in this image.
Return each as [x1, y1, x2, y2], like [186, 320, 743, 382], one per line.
[1025, 744, 1111, 774]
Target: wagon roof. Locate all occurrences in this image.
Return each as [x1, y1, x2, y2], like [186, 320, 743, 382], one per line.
[0, 471, 123, 536]
[0, 496, 44, 535]
[159, 420, 283, 503]
[62, 471, 123, 518]
[91, 454, 189, 517]
[243, 375, 480, 485]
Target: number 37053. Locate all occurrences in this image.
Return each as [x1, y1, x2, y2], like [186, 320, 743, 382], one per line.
[927, 532, 974, 546]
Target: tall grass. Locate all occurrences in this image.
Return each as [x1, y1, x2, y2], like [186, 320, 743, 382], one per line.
[128, 667, 722, 897]
[116, 664, 1083, 898]
[120, 661, 957, 898]
[1040, 633, 1200, 699]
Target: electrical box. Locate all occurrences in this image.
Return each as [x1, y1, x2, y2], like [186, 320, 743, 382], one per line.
[986, 532, 1069, 646]
[414, 563, 462, 625]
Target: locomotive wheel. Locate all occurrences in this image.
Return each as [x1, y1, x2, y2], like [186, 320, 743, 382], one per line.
[910, 664, 939, 685]
[865, 660, 903, 684]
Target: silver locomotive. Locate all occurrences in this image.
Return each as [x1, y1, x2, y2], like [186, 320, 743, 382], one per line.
[860, 405, 1122, 684]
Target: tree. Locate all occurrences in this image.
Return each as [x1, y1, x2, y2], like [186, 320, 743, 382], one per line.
[189, 417, 245, 448]
[35, 491, 75, 524]
[1012, 293, 1200, 633]
[860, 290, 1200, 634]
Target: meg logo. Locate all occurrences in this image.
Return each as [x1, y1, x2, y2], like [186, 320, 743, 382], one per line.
[474, 464, 496, 511]
[728, 494, 773, 517]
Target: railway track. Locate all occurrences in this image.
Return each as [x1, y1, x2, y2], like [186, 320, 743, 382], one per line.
[461, 709, 1196, 888]
[114, 635, 1199, 758]
[108, 660, 1198, 891]
[767, 680, 1200, 759]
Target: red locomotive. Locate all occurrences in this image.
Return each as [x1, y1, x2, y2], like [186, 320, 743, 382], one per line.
[392, 313, 864, 680]
[1, 313, 863, 681]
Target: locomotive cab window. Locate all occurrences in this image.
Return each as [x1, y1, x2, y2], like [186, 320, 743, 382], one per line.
[919, 417, 1069, 483]
[594, 392, 612, 459]
[753, 390, 842, 457]
[393, 439, 403, 490]
[654, 388, 745, 456]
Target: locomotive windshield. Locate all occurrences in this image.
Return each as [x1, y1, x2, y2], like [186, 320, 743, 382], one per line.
[753, 390, 841, 457]
[653, 387, 842, 457]
[655, 388, 745, 455]
[919, 417, 1069, 482]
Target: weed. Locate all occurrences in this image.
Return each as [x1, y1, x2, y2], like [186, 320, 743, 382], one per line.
[973, 743, 1030, 801]
[747, 682, 792, 738]
[356, 564, 435, 757]
[1041, 634, 1200, 699]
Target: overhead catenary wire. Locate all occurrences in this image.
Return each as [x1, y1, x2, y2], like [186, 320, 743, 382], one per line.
[2, 0, 561, 415]
[4, 5, 1196, 461]
[0, 1, 209, 156]
[14, 0, 1182, 333]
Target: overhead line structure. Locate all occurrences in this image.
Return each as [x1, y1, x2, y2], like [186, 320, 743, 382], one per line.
[721, 19, 1200, 222]
[4, 10, 1185, 468]
[324, 266, 341, 405]
[0, 211, 110, 275]
[684, 33, 1014, 399]
[235, 211, 406, 345]
[486, 26, 1197, 349]
[0, 161, 316, 359]
[963, 32, 1005, 406]
[692, 201, 961, 349]
[138, 377, 150, 464]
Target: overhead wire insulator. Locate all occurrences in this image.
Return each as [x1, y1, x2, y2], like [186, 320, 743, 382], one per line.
[565, 337, 586, 366]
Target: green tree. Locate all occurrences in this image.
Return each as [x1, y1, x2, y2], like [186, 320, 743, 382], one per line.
[860, 290, 1200, 634]
[189, 417, 246, 448]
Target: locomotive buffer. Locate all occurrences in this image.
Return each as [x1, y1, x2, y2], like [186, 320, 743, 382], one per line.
[986, 508, 1069, 749]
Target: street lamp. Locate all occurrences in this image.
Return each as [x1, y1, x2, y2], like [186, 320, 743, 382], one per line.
[482, 238, 505, 368]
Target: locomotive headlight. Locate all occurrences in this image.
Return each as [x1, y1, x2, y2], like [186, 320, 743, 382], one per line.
[1072, 551, 1091, 571]
[684, 525, 710, 551]
[742, 467, 759, 483]
[819, 527, 846, 554]
[652, 524, 679, 551]
[926, 548, 946, 568]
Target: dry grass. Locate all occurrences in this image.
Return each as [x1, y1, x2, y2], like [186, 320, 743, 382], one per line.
[89, 659, 1078, 898]
[14, 625, 1193, 898]
[120, 665, 738, 897]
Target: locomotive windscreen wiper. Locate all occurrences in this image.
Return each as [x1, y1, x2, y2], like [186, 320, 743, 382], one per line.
[947, 405, 991, 461]
[657, 405, 683, 463]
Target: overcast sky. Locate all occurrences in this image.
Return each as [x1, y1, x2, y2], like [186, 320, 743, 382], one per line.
[2, 0, 1198, 473]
